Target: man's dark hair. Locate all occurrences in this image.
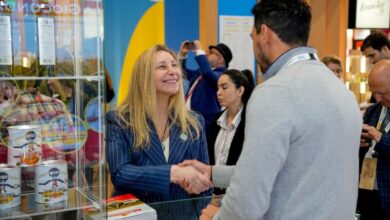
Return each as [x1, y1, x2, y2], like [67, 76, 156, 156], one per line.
[361, 32, 390, 52]
[251, 0, 311, 46]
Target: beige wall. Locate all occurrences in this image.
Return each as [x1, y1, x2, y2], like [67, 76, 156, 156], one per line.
[199, 0, 348, 78]
[199, 0, 218, 49]
[308, 0, 348, 78]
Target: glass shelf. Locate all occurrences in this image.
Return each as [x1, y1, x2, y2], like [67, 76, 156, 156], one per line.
[148, 195, 223, 220]
[0, 187, 100, 220]
[0, 76, 102, 81]
[147, 195, 361, 220]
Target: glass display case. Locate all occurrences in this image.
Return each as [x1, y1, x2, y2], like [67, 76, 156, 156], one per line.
[0, 0, 106, 219]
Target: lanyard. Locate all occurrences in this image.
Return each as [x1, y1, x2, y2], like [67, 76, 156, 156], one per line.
[367, 106, 389, 157]
[285, 53, 319, 67]
[377, 106, 390, 132]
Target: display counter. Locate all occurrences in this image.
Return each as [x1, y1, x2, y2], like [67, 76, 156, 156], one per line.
[149, 195, 223, 220]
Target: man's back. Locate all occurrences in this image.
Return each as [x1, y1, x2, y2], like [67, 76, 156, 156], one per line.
[220, 59, 362, 220]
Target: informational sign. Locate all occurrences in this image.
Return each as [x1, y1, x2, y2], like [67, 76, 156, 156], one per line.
[0, 15, 12, 65]
[219, 15, 254, 73]
[37, 17, 56, 65]
[356, 0, 390, 28]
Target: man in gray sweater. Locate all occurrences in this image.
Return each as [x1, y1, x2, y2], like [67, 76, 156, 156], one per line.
[180, 0, 362, 219]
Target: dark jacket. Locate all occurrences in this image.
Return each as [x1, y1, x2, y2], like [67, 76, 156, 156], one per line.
[106, 111, 212, 203]
[207, 108, 246, 194]
[359, 103, 390, 216]
[182, 55, 225, 136]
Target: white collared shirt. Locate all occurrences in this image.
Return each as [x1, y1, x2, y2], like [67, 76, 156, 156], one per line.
[214, 107, 243, 165]
[161, 137, 170, 162]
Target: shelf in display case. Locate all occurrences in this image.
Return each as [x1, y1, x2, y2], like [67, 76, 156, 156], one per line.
[0, 75, 102, 81]
[0, 0, 106, 218]
[0, 187, 102, 220]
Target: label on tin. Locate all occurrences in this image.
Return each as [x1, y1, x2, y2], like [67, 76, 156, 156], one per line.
[0, 15, 12, 65]
[7, 125, 42, 166]
[37, 17, 55, 65]
[35, 162, 68, 203]
[0, 167, 21, 209]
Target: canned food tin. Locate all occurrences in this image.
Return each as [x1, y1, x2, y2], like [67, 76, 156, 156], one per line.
[0, 164, 21, 209]
[35, 160, 68, 203]
[7, 125, 42, 166]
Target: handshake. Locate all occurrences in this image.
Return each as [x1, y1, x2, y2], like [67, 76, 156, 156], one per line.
[171, 160, 212, 194]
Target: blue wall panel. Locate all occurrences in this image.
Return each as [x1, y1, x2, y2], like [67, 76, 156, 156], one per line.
[218, 0, 255, 16]
[165, 0, 199, 52]
[103, 0, 154, 101]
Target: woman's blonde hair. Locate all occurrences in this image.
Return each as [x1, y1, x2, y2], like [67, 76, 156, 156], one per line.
[118, 44, 201, 149]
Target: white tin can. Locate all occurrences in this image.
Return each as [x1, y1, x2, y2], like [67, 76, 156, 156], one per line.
[0, 164, 21, 209]
[35, 160, 68, 203]
[7, 125, 42, 166]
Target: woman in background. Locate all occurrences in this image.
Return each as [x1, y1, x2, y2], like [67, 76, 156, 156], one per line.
[207, 69, 255, 195]
[106, 45, 211, 205]
[321, 55, 342, 78]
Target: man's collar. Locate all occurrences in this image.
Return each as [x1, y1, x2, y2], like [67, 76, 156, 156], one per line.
[261, 47, 317, 81]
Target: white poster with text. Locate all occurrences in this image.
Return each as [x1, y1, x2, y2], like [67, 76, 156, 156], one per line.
[219, 15, 254, 73]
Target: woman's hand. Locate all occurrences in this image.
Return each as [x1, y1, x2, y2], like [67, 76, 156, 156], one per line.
[170, 165, 212, 194]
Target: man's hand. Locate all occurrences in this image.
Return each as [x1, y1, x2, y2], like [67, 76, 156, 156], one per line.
[199, 204, 220, 220]
[361, 124, 382, 148]
[193, 40, 202, 51]
[179, 159, 212, 180]
[179, 40, 191, 57]
[170, 165, 212, 194]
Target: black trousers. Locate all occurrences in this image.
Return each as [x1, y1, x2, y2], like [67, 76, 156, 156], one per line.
[357, 189, 388, 220]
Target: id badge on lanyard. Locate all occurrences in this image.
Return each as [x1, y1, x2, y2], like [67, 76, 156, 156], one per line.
[285, 53, 318, 67]
[365, 106, 389, 158]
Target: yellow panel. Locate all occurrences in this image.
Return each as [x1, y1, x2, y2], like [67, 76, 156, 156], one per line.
[117, 2, 165, 106]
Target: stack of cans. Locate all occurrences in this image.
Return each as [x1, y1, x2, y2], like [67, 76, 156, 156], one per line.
[0, 124, 69, 210]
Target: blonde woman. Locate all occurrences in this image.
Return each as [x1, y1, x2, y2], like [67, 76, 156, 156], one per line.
[106, 45, 212, 205]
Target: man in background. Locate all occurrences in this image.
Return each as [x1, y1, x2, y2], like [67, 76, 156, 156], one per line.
[361, 32, 390, 65]
[179, 40, 232, 136]
[321, 55, 342, 78]
[361, 32, 390, 104]
[182, 0, 362, 219]
[358, 60, 390, 220]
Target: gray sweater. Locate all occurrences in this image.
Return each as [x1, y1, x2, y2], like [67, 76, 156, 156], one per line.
[213, 47, 362, 220]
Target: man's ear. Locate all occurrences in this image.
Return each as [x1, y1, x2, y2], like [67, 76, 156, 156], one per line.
[260, 24, 273, 43]
[382, 45, 390, 54]
[218, 56, 225, 67]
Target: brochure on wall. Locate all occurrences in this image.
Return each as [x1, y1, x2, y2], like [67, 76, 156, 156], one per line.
[219, 15, 255, 73]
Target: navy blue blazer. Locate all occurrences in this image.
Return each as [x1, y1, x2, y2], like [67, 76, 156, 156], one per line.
[106, 111, 212, 204]
[182, 54, 225, 135]
[360, 103, 390, 215]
